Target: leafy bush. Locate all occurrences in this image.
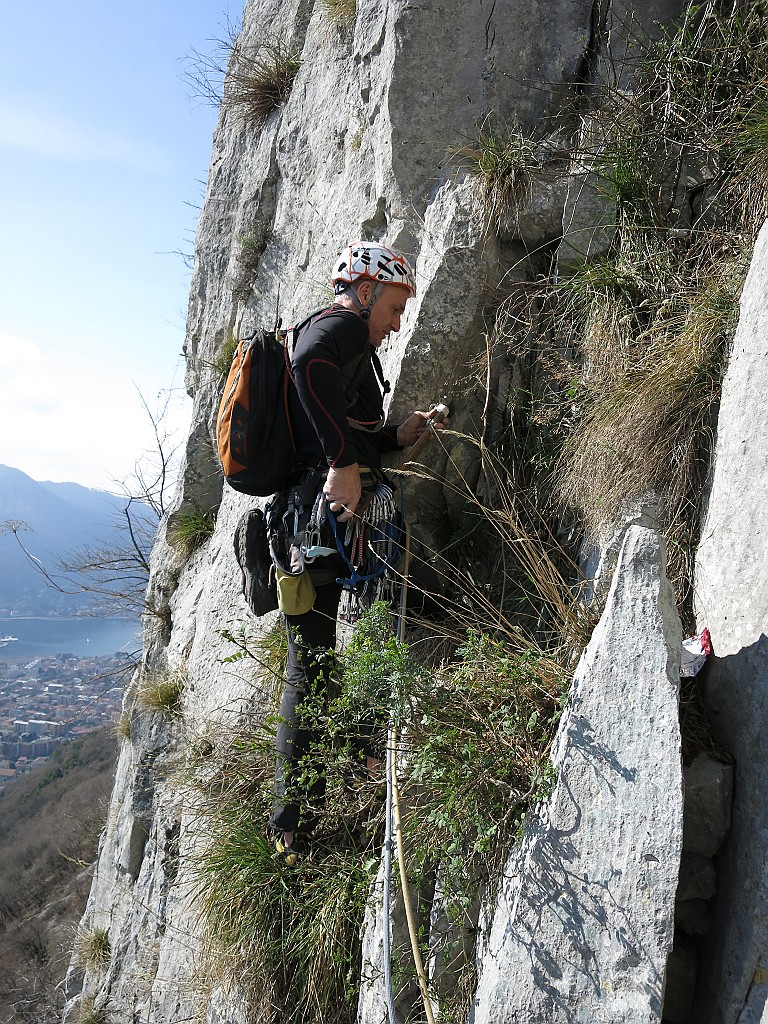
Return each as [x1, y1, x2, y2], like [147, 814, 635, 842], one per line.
[221, 618, 288, 699]
[194, 565, 571, 1022]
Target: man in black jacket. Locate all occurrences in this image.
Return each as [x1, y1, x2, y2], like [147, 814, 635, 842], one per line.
[271, 241, 445, 863]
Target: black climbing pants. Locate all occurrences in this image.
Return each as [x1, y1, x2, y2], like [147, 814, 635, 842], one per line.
[270, 580, 386, 834]
[270, 582, 341, 835]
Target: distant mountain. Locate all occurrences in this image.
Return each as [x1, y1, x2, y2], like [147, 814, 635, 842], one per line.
[0, 465, 157, 616]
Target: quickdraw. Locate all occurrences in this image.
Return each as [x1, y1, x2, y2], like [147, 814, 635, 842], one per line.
[326, 480, 404, 622]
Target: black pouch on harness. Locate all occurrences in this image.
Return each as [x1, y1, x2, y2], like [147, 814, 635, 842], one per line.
[234, 507, 279, 617]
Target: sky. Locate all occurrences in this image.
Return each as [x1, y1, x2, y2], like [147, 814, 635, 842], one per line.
[0, 2, 232, 491]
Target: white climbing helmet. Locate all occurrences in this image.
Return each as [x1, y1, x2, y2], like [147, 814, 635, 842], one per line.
[331, 241, 416, 297]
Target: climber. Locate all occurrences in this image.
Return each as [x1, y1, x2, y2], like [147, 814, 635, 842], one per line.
[269, 240, 447, 865]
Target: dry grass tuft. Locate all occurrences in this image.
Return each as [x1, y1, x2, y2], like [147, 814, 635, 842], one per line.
[76, 926, 111, 970]
[555, 240, 745, 541]
[457, 118, 541, 236]
[136, 668, 186, 717]
[320, 0, 357, 29]
[225, 37, 302, 131]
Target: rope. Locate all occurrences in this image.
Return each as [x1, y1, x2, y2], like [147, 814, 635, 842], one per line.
[383, 724, 398, 1024]
[382, 513, 409, 1024]
[390, 726, 437, 1024]
[381, 520, 437, 1024]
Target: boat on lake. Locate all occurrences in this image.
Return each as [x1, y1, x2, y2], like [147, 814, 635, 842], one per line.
[0, 636, 19, 648]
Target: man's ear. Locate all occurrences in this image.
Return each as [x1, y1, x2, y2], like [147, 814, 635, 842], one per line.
[356, 280, 374, 305]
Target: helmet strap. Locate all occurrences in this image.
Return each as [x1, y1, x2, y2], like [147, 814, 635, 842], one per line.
[360, 281, 384, 321]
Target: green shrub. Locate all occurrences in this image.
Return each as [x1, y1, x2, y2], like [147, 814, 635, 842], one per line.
[329, 606, 567, 909]
[221, 618, 288, 699]
[194, 580, 571, 1022]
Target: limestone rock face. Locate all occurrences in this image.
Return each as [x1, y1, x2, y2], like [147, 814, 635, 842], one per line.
[471, 526, 683, 1024]
[62, 0, 765, 1020]
[64, 0, 604, 1017]
[693, 219, 768, 1024]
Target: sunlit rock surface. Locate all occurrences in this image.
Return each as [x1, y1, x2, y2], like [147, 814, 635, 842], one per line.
[471, 527, 683, 1024]
[693, 219, 768, 1024]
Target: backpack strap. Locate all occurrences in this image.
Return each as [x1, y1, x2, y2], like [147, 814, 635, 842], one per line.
[371, 350, 391, 395]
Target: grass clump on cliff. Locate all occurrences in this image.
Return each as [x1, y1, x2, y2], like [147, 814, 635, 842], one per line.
[458, 118, 541, 236]
[213, 331, 239, 379]
[225, 36, 302, 131]
[76, 925, 111, 970]
[78, 995, 110, 1024]
[321, 0, 357, 30]
[553, 236, 743, 563]
[184, 29, 301, 132]
[136, 668, 185, 717]
[168, 506, 217, 555]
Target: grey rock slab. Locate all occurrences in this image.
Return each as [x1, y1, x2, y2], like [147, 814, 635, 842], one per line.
[471, 526, 683, 1024]
[736, 957, 768, 1024]
[676, 851, 717, 903]
[675, 898, 712, 936]
[693, 218, 768, 1024]
[663, 938, 698, 1024]
[681, 753, 734, 857]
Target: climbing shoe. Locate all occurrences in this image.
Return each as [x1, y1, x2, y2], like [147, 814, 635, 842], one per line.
[274, 833, 307, 868]
[234, 508, 278, 617]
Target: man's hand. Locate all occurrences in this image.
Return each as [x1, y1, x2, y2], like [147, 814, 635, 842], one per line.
[324, 463, 362, 523]
[396, 407, 449, 448]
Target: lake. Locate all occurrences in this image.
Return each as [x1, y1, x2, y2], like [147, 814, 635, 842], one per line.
[0, 617, 142, 661]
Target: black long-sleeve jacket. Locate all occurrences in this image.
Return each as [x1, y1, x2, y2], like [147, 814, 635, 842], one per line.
[288, 305, 401, 469]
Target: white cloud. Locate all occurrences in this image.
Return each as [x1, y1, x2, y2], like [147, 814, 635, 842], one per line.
[0, 95, 168, 171]
[0, 332, 190, 490]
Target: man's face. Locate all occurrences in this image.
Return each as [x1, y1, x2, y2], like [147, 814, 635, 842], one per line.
[366, 284, 410, 347]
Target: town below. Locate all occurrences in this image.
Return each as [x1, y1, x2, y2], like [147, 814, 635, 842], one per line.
[0, 650, 130, 787]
